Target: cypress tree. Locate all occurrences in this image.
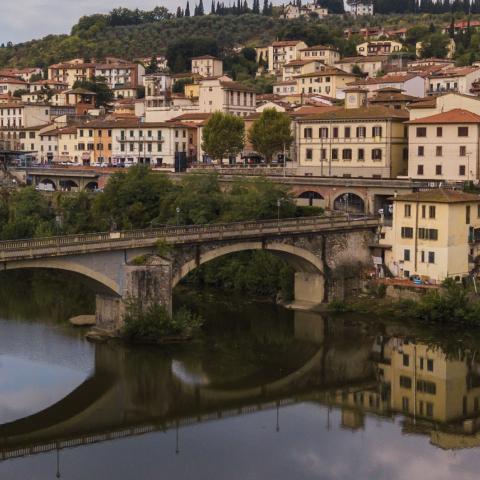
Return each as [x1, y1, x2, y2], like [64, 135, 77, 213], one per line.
[211, 0, 216, 13]
[185, 1, 191, 16]
[262, 0, 269, 14]
[198, 0, 205, 15]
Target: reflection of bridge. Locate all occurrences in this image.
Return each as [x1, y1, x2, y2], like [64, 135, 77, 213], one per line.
[0, 216, 378, 327]
[0, 314, 376, 461]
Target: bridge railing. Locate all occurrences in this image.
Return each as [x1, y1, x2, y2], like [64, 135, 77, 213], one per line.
[0, 214, 379, 257]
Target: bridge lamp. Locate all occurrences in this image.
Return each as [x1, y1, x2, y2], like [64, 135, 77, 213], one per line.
[277, 198, 282, 224]
[176, 207, 181, 226]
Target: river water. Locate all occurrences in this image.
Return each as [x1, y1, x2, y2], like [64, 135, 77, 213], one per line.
[1, 271, 480, 479]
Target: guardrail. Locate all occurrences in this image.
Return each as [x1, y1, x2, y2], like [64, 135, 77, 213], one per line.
[0, 215, 379, 261]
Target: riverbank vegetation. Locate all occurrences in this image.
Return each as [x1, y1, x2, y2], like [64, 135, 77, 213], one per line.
[329, 278, 480, 330]
[122, 299, 203, 344]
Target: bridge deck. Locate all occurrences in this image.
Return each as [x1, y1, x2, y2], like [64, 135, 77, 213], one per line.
[0, 216, 379, 262]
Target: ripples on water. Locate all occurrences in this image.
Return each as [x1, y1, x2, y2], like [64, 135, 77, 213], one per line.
[1, 272, 480, 479]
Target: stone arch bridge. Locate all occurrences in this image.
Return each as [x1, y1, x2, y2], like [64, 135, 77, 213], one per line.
[0, 215, 379, 329]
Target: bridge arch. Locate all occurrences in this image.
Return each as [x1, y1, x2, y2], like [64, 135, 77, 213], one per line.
[3, 259, 121, 296]
[85, 181, 99, 191]
[297, 190, 325, 207]
[333, 192, 366, 214]
[59, 179, 79, 191]
[174, 241, 325, 304]
[37, 178, 57, 191]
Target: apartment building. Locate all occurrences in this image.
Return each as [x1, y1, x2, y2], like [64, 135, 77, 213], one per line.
[144, 73, 172, 108]
[0, 77, 28, 95]
[295, 67, 357, 98]
[356, 40, 403, 57]
[282, 2, 328, 19]
[267, 40, 308, 75]
[198, 78, 256, 116]
[273, 80, 297, 95]
[48, 59, 96, 88]
[191, 55, 223, 77]
[299, 45, 340, 66]
[382, 190, 480, 282]
[349, 73, 427, 98]
[110, 120, 197, 167]
[407, 109, 480, 182]
[57, 126, 78, 163]
[295, 89, 408, 177]
[0, 103, 50, 129]
[349, 2, 374, 15]
[282, 59, 326, 81]
[94, 57, 144, 89]
[335, 56, 386, 77]
[426, 66, 480, 96]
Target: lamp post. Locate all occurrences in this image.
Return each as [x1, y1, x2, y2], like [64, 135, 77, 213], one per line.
[277, 198, 282, 227]
[176, 206, 181, 226]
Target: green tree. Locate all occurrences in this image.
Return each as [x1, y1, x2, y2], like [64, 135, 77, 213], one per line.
[72, 77, 113, 106]
[201, 112, 245, 164]
[248, 108, 293, 163]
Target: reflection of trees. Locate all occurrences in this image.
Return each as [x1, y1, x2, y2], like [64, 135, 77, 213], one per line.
[0, 270, 95, 322]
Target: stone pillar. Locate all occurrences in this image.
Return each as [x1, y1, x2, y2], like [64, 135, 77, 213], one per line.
[294, 272, 325, 305]
[96, 258, 173, 331]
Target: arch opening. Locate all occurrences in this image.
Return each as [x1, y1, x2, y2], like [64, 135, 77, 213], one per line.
[59, 179, 79, 192]
[297, 191, 325, 207]
[174, 242, 325, 305]
[37, 178, 56, 191]
[333, 193, 365, 214]
[85, 181, 99, 191]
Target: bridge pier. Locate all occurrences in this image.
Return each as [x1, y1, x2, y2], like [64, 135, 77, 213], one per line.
[96, 260, 173, 331]
[293, 272, 325, 306]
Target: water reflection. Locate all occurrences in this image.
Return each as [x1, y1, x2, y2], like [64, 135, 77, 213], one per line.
[1, 274, 480, 478]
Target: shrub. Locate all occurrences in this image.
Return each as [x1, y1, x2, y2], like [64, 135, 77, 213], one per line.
[122, 299, 203, 343]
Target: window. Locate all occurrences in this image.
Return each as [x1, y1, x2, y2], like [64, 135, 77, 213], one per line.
[429, 206, 436, 219]
[356, 126, 366, 137]
[460, 165, 466, 176]
[427, 358, 434, 372]
[458, 126, 469, 137]
[417, 380, 436, 394]
[436, 146, 442, 157]
[418, 146, 424, 156]
[401, 227, 414, 238]
[460, 146, 466, 156]
[319, 127, 328, 138]
[426, 402, 434, 417]
[400, 376, 412, 389]
[404, 249, 410, 261]
[403, 354, 409, 367]
[306, 148, 313, 161]
[436, 127, 443, 137]
[402, 396, 409, 412]
[404, 204, 411, 217]
[467, 205, 471, 224]
[333, 127, 339, 138]
[320, 148, 326, 160]
[342, 148, 352, 160]
[428, 251, 435, 263]
[421, 250, 425, 263]
[304, 128, 312, 138]
[416, 127, 427, 137]
[435, 165, 442, 175]
[358, 148, 364, 161]
[417, 165, 424, 175]
[372, 149, 382, 161]
[372, 126, 382, 137]
[332, 148, 338, 160]
[418, 228, 438, 240]
[421, 205, 426, 218]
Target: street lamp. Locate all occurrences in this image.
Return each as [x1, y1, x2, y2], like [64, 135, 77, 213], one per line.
[176, 206, 181, 226]
[277, 198, 282, 226]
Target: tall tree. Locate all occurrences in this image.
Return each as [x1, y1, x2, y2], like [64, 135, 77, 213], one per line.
[202, 112, 245, 164]
[185, 1, 191, 16]
[248, 109, 293, 163]
[211, 0, 216, 13]
[198, 0, 205, 15]
[262, 0, 269, 14]
[176, 6, 184, 17]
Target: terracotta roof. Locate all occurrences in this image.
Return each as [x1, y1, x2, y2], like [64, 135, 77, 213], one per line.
[0, 77, 27, 85]
[284, 59, 317, 67]
[336, 55, 386, 63]
[428, 67, 480, 78]
[271, 40, 304, 47]
[191, 55, 219, 60]
[393, 189, 480, 203]
[407, 98, 437, 109]
[294, 67, 355, 78]
[170, 112, 212, 121]
[300, 45, 338, 52]
[298, 105, 409, 121]
[219, 81, 256, 92]
[273, 80, 297, 85]
[407, 108, 480, 124]
[350, 74, 423, 86]
[65, 88, 97, 95]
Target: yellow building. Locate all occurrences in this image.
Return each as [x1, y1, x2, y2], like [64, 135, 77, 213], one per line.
[267, 40, 308, 75]
[295, 89, 408, 177]
[356, 40, 403, 57]
[57, 126, 78, 163]
[294, 67, 357, 98]
[383, 189, 480, 282]
[282, 59, 325, 81]
[299, 45, 340, 66]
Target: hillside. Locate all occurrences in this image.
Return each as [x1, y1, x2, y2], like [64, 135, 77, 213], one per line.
[0, 10, 479, 70]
